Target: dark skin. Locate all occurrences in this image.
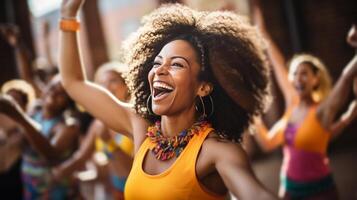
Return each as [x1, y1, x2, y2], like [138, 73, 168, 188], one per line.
[347, 25, 357, 97]
[0, 78, 79, 165]
[59, 2, 276, 195]
[53, 70, 133, 183]
[0, 24, 42, 97]
[0, 89, 28, 169]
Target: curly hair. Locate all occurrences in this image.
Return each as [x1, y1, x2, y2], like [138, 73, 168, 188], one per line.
[123, 4, 270, 142]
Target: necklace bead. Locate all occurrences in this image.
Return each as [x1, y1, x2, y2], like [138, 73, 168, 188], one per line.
[146, 120, 210, 161]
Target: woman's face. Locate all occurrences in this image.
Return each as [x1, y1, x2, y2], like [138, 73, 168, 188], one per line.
[292, 62, 319, 98]
[148, 40, 203, 117]
[42, 79, 70, 114]
[97, 71, 129, 101]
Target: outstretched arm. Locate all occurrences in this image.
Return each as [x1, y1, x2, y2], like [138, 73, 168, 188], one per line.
[52, 119, 98, 179]
[329, 100, 357, 139]
[0, 95, 79, 164]
[250, 0, 298, 107]
[0, 24, 42, 97]
[213, 141, 278, 199]
[252, 117, 284, 152]
[318, 25, 357, 129]
[41, 21, 56, 67]
[59, 0, 142, 139]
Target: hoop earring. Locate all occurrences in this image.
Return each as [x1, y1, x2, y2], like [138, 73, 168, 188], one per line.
[198, 96, 206, 119]
[146, 94, 155, 115]
[195, 95, 214, 120]
[207, 94, 214, 118]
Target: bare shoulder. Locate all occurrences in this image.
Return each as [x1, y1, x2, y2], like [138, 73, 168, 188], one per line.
[202, 132, 248, 165]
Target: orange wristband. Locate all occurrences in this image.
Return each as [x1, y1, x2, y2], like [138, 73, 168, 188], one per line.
[59, 19, 80, 32]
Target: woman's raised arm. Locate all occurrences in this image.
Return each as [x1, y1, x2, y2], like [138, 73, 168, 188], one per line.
[317, 25, 357, 129]
[251, 0, 298, 107]
[59, 0, 137, 138]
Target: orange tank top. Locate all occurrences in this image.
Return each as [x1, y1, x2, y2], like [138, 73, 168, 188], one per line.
[290, 105, 330, 154]
[124, 126, 225, 200]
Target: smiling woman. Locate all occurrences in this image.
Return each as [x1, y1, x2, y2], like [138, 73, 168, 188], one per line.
[58, 0, 277, 199]
[251, 0, 357, 199]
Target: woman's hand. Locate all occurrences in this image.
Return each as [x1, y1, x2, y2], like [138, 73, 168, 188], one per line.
[60, 0, 85, 18]
[347, 24, 357, 49]
[0, 95, 25, 121]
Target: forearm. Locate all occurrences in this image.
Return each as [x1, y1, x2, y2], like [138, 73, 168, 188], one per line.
[59, 30, 86, 89]
[330, 100, 357, 138]
[44, 36, 55, 67]
[251, 0, 295, 104]
[216, 145, 278, 200]
[329, 55, 357, 114]
[14, 42, 42, 97]
[266, 40, 294, 101]
[57, 145, 94, 177]
[18, 114, 59, 163]
[342, 55, 357, 79]
[253, 119, 282, 152]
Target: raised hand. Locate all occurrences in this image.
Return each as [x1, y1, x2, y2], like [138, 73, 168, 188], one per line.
[347, 25, 357, 48]
[250, 0, 265, 31]
[0, 24, 20, 47]
[60, 0, 85, 18]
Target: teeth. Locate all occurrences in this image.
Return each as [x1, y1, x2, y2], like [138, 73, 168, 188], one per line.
[153, 82, 174, 91]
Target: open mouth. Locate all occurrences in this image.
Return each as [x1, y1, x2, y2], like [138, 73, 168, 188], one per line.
[295, 84, 305, 92]
[152, 81, 174, 99]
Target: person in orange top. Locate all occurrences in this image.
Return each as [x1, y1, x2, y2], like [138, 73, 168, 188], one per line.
[58, 0, 278, 199]
[251, 0, 357, 199]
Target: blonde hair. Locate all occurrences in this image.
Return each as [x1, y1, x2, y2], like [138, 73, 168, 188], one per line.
[94, 61, 128, 83]
[1, 79, 36, 111]
[288, 54, 332, 102]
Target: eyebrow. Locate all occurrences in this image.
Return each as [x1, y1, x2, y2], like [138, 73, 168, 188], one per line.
[156, 55, 190, 66]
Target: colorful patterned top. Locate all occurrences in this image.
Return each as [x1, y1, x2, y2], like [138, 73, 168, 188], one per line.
[22, 111, 77, 200]
[257, 102, 334, 198]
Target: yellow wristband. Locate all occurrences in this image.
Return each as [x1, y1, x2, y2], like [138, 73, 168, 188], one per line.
[59, 19, 80, 32]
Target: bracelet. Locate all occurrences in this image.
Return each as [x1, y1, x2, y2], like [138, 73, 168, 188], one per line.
[59, 18, 80, 32]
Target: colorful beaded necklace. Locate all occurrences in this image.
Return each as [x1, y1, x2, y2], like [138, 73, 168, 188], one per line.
[146, 120, 210, 161]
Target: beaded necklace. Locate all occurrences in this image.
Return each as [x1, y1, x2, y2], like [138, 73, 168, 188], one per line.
[146, 120, 210, 161]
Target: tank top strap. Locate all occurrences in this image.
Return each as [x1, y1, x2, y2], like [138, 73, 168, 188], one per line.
[303, 104, 330, 135]
[133, 137, 154, 166]
[171, 126, 214, 174]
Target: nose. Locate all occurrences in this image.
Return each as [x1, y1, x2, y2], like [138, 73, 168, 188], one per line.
[154, 62, 169, 76]
[293, 73, 302, 83]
